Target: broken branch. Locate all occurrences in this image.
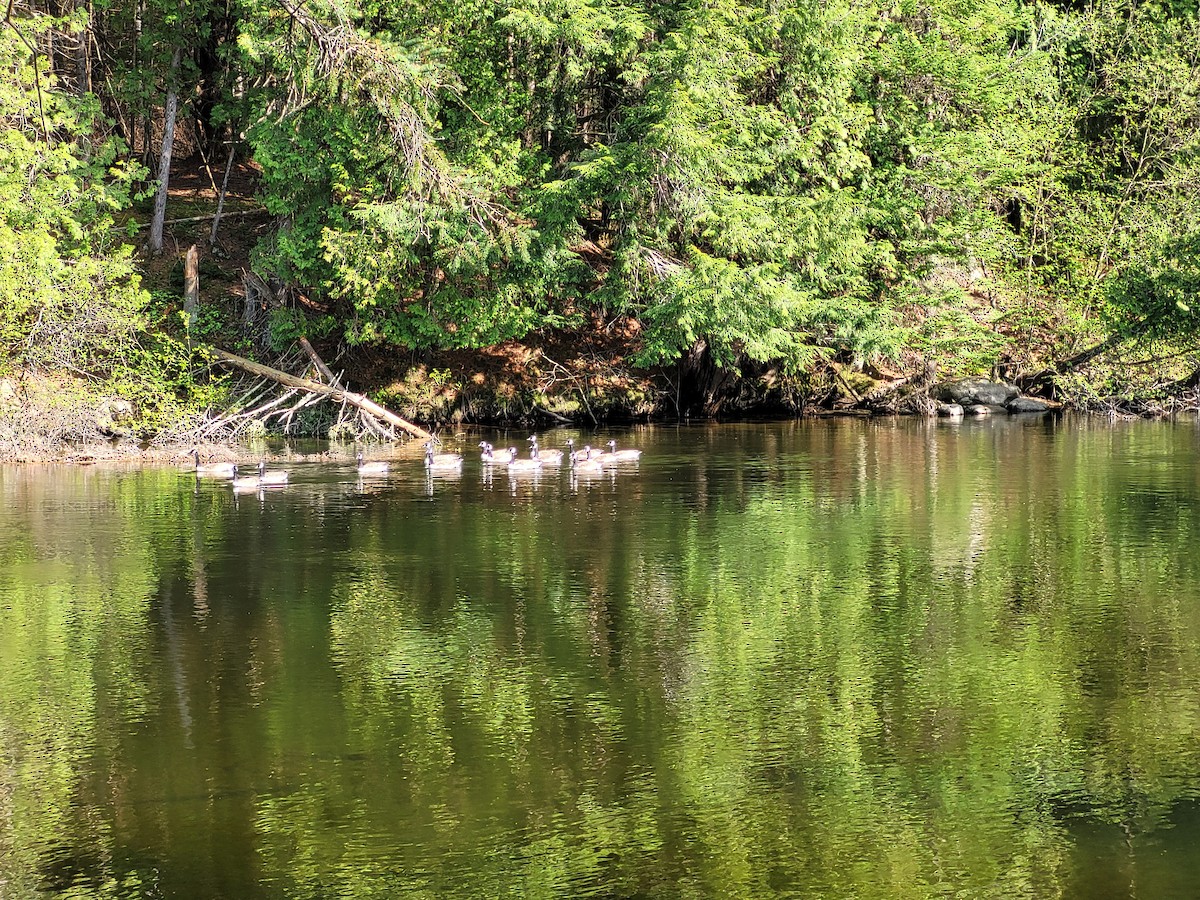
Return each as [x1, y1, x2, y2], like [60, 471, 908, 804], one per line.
[210, 347, 432, 440]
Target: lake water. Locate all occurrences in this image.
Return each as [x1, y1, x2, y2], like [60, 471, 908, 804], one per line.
[2, 417, 1200, 898]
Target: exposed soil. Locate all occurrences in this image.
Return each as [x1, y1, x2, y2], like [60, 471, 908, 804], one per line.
[318, 313, 668, 427]
[166, 153, 262, 205]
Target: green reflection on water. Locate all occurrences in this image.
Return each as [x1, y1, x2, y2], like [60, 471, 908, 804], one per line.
[3, 419, 1200, 898]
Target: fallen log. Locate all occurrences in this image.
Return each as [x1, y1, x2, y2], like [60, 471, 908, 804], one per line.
[128, 208, 272, 231]
[210, 347, 432, 441]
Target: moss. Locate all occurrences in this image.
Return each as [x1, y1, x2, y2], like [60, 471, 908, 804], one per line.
[845, 372, 881, 396]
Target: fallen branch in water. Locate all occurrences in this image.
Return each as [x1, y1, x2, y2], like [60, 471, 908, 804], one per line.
[209, 347, 432, 440]
[210, 387, 300, 437]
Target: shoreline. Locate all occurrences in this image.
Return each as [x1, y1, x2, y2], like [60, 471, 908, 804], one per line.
[9, 408, 1200, 468]
[0, 406, 1120, 467]
[6, 406, 1196, 466]
[6, 361, 1195, 465]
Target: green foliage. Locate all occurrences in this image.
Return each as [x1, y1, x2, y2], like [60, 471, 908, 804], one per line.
[13, 0, 1200, 415]
[0, 18, 232, 439]
[1104, 231, 1200, 340]
[996, 0, 1200, 353]
[911, 302, 1010, 375]
[108, 334, 232, 436]
[205, 0, 1200, 379]
[235, 0, 564, 351]
[573, 0, 887, 364]
[0, 20, 146, 375]
[266, 309, 324, 355]
[187, 305, 222, 342]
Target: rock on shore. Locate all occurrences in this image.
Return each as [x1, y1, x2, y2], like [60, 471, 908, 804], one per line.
[933, 379, 1052, 416]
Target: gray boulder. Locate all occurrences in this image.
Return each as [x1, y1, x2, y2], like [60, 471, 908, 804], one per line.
[934, 378, 1019, 406]
[936, 403, 964, 418]
[1007, 397, 1050, 414]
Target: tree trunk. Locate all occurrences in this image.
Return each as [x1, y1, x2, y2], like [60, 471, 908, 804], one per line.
[149, 45, 183, 255]
[183, 245, 199, 317]
[134, 0, 145, 160]
[209, 143, 236, 244]
[74, 0, 90, 94]
[43, 15, 56, 79]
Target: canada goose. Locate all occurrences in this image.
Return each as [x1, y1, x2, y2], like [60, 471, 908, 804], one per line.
[571, 448, 605, 475]
[230, 465, 261, 490]
[479, 441, 500, 464]
[191, 449, 236, 478]
[504, 447, 542, 473]
[356, 452, 389, 476]
[564, 438, 591, 463]
[601, 440, 642, 462]
[258, 460, 290, 485]
[528, 435, 563, 465]
[425, 442, 463, 472]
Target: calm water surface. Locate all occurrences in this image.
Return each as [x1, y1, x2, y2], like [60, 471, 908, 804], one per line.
[2, 418, 1200, 898]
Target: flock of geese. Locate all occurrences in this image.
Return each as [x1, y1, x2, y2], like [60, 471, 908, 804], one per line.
[189, 435, 642, 489]
[473, 436, 641, 475]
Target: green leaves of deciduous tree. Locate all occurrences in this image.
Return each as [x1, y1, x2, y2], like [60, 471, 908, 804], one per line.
[0, 20, 146, 375]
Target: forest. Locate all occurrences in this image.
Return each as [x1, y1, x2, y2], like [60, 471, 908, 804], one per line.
[2, 0, 1200, 450]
